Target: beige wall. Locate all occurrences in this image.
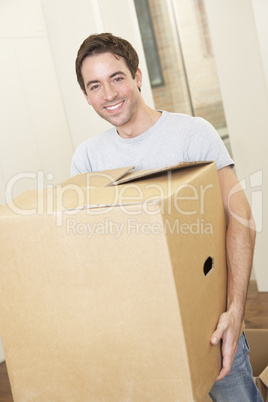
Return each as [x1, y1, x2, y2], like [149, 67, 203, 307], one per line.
[0, 0, 74, 205]
[252, 0, 268, 91]
[204, 0, 268, 291]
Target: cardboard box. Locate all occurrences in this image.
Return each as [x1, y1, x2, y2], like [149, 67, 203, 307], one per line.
[245, 329, 268, 401]
[0, 161, 227, 401]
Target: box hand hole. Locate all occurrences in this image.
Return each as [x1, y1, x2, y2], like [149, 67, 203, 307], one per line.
[203, 256, 214, 276]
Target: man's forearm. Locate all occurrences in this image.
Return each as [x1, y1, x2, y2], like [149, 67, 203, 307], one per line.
[211, 166, 256, 380]
[225, 214, 256, 325]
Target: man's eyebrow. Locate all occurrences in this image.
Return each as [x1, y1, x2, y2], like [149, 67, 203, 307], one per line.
[86, 79, 99, 89]
[86, 71, 126, 89]
[110, 71, 126, 78]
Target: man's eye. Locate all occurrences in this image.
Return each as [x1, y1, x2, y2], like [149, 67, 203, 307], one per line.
[114, 77, 123, 83]
[90, 85, 99, 91]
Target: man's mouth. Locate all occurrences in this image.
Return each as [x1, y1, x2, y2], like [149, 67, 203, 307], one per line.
[104, 101, 124, 111]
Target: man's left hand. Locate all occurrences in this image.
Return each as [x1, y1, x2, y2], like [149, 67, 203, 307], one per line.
[210, 309, 242, 381]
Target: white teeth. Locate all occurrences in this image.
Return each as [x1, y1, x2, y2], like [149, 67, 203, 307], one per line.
[106, 102, 123, 110]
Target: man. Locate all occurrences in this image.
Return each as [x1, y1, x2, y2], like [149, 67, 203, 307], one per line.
[71, 33, 261, 401]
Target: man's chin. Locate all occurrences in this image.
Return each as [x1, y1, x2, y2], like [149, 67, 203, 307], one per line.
[100, 113, 128, 128]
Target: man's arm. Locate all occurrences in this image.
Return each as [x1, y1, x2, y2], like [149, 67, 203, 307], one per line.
[210, 165, 256, 381]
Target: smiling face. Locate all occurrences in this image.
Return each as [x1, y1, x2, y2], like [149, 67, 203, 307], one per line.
[81, 52, 142, 131]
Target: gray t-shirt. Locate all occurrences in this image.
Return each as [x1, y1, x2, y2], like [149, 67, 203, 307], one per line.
[71, 111, 234, 176]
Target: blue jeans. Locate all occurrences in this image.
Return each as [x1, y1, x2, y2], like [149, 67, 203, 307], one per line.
[209, 332, 263, 401]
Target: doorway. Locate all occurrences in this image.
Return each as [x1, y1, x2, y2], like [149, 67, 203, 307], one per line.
[134, 0, 233, 157]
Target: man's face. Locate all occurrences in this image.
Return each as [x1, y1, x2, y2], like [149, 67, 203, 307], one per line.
[81, 52, 142, 129]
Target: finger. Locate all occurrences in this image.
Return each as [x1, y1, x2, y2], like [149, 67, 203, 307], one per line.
[215, 346, 233, 381]
[216, 361, 232, 381]
[210, 327, 224, 345]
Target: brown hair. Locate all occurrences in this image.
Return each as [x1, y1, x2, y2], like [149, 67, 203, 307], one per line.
[76, 32, 139, 93]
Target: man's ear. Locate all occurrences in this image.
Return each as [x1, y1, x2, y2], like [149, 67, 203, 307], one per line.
[135, 68, 142, 90]
[82, 89, 91, 105]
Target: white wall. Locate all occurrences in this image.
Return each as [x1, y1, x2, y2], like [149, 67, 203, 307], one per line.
[204, 0, 268, 291]
[0, 0, 74, 205]
[0, 0, 154, 365]
[0, 0, 73, 363]
[252, 0, 268, 92]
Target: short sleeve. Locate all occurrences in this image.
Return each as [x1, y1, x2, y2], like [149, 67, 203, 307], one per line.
[70, 142, 92, 176]
[185, 117, 234, 170]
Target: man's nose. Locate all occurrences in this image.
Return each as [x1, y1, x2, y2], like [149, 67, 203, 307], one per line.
[103, 84, 118, 100]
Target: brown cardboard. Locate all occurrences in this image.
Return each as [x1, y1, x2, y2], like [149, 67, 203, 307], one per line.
[245, 329, 268, 401]
[0, 161, 227, 401]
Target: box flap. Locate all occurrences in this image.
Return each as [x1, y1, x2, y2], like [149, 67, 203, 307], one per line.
[260, 366, 268, 387]
[245, 329, 268, 376]
[61, 166, 135, 188]
[0, 167, 134, 216]
[255, 367, 268, 402]
[112, 161, 212, 185]
[0, 162, 215, 216]
[61, 161, 215, 212]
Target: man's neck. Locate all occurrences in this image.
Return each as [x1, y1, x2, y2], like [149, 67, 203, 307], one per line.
[117, 106, 161, 139]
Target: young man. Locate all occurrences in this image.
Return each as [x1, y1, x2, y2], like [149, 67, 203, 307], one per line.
[71, 33, 261, 401]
